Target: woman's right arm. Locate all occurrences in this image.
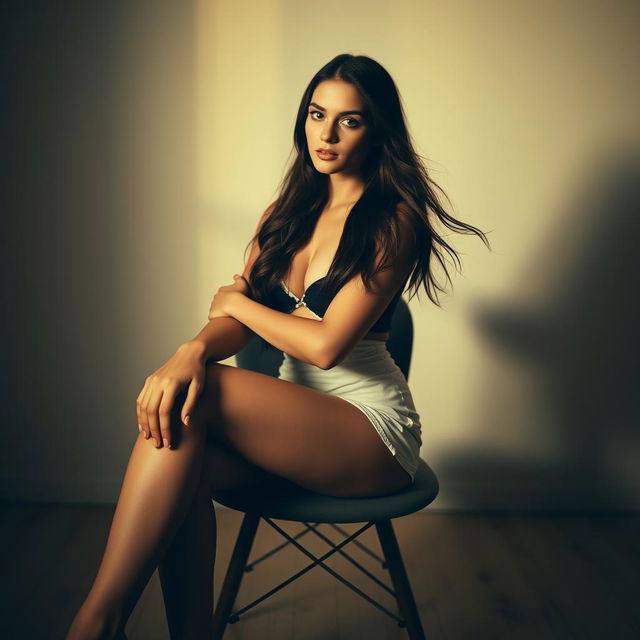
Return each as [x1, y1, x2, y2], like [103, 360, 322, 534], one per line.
[178, 316, 255, 365]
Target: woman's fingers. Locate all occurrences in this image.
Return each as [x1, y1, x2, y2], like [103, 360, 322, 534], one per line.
[181, 375, 204, 427]
[137, 379, 152, 440]
[157, 381, 180, 448]
[137, 377, 186, 448]
[145, 384, 165, 448]
[136, 357, 205, 447]
[135, 381, 146, 434]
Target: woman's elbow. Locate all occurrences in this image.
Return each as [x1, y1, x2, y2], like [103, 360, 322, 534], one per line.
[315, 351, 335, 370]
[315, 326, 353, 369]
[315, 342, 344, 370]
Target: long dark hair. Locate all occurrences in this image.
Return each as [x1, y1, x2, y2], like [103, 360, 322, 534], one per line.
[246, 53, 490, 333]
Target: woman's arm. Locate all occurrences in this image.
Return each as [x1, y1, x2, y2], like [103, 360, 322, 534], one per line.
[224, 203, 416, 369]
[221, 296, 327, 366]
[181, 317, 255, 364]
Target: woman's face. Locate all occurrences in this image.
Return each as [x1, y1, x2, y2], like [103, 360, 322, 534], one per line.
[304, 78, 372, 177]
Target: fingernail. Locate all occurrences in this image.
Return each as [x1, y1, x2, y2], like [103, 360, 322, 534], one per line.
[153, 438, 160, 447]
[138, 423, 142, 432]
[184, 415, 190, 426]
[163, 438, 170, 448]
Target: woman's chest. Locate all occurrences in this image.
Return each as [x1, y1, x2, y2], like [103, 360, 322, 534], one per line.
[286, 215, 346, 296]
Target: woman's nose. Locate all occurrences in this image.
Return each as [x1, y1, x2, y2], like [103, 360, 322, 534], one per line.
[321, 124, 337, 143]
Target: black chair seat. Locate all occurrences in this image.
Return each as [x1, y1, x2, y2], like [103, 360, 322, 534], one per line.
[212, 458, 439, 524]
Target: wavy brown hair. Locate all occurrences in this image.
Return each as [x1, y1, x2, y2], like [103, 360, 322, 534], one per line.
[246, 53, 491, 331]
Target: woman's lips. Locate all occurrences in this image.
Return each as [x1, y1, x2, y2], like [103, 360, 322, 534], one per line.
[316, 150, 338, 161]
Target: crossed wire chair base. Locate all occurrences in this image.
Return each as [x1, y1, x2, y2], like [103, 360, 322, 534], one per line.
[211, 512, 427, 639]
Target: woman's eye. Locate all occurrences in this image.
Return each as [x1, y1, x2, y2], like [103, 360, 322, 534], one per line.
[308, 111, 360, 128]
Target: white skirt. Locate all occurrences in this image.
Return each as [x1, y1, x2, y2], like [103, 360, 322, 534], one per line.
[277, 338, 423, 481]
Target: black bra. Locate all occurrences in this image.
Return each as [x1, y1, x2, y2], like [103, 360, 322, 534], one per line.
[261, 276, 402, 333]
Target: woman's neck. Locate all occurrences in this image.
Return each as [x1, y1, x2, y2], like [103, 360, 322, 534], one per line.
[325, 173, 364, 209]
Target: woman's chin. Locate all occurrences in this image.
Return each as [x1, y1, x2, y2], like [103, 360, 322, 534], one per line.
[313, 162, 342, 174]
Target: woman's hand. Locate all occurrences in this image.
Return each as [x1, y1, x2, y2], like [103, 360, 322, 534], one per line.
[208, 274, 251, 321]
[136, 342, 206, 449]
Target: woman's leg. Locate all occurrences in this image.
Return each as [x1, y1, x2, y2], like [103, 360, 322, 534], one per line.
[189, 362, 412, 499]
[157, 439, 280, 639]
[66, 415, 210, 640]
[67, 361, 410, 639]
[154, 363, 411, 637]
[156, 471, 216, 640]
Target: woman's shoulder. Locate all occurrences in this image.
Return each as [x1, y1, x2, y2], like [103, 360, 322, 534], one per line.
[264, 200, 278, 218]
[394, 199, 413, 220]
[258, 200, 277, 227]
[392, 200, 417, 248]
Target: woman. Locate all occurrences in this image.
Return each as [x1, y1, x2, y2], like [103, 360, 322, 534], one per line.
[66, 53, 489, 640]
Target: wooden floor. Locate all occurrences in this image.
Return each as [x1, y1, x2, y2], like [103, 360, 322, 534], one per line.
[1, 503, 638, 639]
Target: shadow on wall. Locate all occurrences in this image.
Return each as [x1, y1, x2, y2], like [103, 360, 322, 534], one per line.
[439, 144, 640, 511]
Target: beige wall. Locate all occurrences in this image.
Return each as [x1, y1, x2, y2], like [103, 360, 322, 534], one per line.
[3, 0, 639, 509]
[1, 1, 198, 503]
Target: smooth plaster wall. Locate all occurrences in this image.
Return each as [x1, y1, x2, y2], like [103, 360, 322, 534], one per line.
[2, 0, 639, 510]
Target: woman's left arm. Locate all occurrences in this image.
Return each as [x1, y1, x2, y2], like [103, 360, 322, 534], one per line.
[221, 295, 330, 366]
[217, 203, 416, 369]
[207, 263, 329, 368]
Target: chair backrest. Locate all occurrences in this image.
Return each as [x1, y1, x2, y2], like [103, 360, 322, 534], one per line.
[234, 298, 414, 381]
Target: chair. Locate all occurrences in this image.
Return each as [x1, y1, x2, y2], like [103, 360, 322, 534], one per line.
[210, 299, 440, 639]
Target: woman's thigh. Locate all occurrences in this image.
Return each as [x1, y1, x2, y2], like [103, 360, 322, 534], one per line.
[190, 362, 411, 498]
[202, 439, 284, 491]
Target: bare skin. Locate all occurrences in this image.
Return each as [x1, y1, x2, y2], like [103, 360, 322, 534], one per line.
[66, 362, 411, 639]
[66, 78, 412, 640]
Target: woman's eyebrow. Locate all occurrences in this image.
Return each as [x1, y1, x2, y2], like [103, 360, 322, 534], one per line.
[308, 101, 365, 117]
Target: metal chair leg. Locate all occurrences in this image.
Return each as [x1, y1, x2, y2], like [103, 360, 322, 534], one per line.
[211, 512, 260, 640]
[375, 519, 426, 639]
